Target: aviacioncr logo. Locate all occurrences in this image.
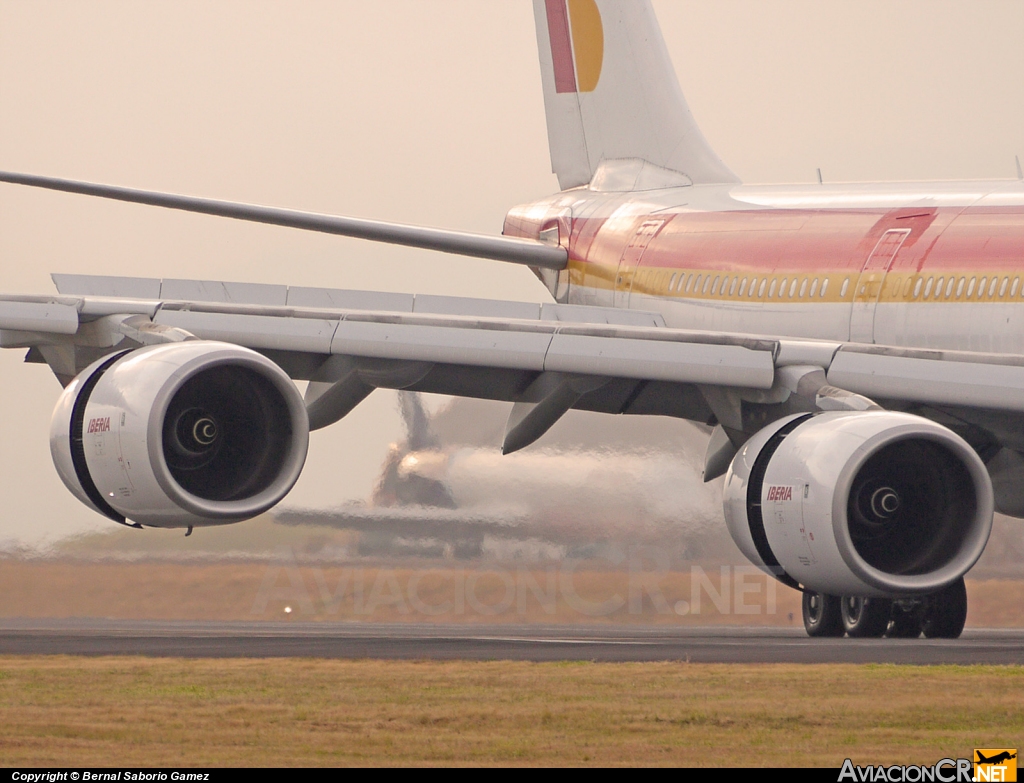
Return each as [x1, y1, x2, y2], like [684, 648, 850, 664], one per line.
[546, 0, 604, 94]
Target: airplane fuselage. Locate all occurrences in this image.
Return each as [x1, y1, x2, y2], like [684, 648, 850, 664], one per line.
[507, 179, 1024, 354]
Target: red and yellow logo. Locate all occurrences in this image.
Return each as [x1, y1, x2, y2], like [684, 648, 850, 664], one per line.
[974, 749, 1017, 782]
[545, 0, 604, 94]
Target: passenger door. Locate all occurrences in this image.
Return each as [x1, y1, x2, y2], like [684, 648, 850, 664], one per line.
[614, 218, 666, 308]
[849, 228, 911, 343]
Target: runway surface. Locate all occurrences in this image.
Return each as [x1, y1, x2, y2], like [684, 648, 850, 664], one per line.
[1, 621, 1023, 663]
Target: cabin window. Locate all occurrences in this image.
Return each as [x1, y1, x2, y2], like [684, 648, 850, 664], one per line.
[1000, 277, 1009, 297]
[946, 277, 957, 298]
[738, 278, 748, 296]
[710, 276, 721, 295]
[820, 278, 829, 298]
[702, 276, 712, 295]
[923, 277, 934, 299]
[967, 277, 977, 298]
[693, 275, 702, 294]
[789, 279, 799, 298]
[977, 277, 987, 298]
[840, 278, 850, 298]
[1013, 277, 1021, 297]
[990, 277, 1000, 297]
[758, 278, 767, 298]
[768, 279, 778, 298]
[933, 277, 944, 299]
[729, 277, 739, 296]
[668, 273, 677, 292]
[912, 278, 923, 299]
[902, 277, 914, 298]
[809, 278, 819, 297]
[798, 278, 808, 298]
[682, 274, 691, 292]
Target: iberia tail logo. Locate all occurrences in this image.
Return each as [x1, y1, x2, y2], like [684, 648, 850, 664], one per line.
[975, 749, 1017, 782]
[545, 0, 604, 94]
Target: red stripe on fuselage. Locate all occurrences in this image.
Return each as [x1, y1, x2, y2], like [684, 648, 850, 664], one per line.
[546, 0, 578, 94]
[563, 206, 1024, 277]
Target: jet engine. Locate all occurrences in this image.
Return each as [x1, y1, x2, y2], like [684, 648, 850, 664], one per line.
[723, 412, 993, 597]
[50, 342, 309, 528]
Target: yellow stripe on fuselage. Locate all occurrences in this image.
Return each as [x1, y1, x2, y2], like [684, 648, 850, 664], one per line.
[569, 260, 1024, 305]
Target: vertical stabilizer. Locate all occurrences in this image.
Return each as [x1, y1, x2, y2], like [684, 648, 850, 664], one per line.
[533, 0, 738, 190]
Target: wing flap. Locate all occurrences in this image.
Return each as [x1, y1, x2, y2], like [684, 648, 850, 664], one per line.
[154, 311, 337, 354]
[545, 332, 775, 387]
[330, 320, 552, 372]
[52, 274, 162, 299]
[0, 301, 78, 335]
[830, 348, 1024, 413]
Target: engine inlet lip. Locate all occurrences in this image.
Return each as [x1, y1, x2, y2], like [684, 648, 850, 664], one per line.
[146, 345, 309, 521]
[831, 423, 993, 595]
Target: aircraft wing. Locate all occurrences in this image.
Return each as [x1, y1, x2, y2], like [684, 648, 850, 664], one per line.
[0, 172, 567, 270]
[4, 273, 1024, 457]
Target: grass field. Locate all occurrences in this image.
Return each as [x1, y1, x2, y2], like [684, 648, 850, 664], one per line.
[0, 657, 1021, 766]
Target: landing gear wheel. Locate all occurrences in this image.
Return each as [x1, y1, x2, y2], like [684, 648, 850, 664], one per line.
[841, 595, 892, 638]
[802, 591, 844, 637]
[887, 602, 924, 638]
[922, 577, 968, 639]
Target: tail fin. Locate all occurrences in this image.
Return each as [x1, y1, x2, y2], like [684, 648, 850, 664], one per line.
[533, 0, 738, 190]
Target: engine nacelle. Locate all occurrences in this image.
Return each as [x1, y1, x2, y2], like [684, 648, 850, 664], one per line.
[723, 412, 993, 597]
[51, 342, 309, 528]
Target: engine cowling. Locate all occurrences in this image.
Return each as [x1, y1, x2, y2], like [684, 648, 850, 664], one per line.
[723, 412, 993, 597]
[50, 342, 309, 528]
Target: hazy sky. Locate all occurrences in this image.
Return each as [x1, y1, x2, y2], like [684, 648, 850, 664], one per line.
[1, 1, 1022, 545]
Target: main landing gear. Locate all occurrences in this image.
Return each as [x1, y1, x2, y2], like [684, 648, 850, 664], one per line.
[801, 577, 968, 639]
